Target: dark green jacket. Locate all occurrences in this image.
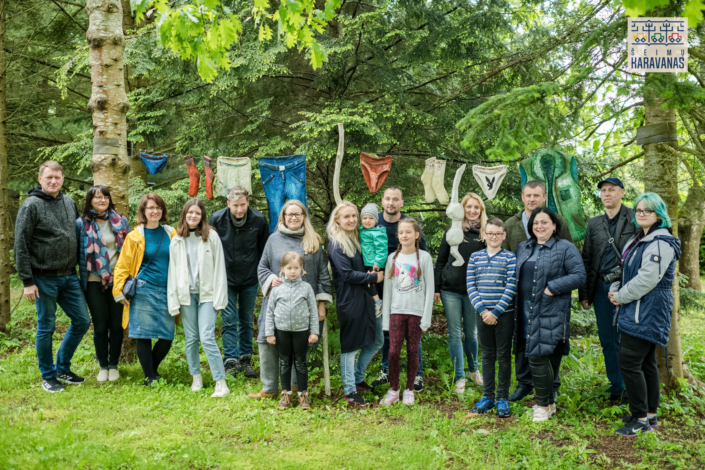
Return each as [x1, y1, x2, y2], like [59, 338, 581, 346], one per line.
[502, 210, 574, 253]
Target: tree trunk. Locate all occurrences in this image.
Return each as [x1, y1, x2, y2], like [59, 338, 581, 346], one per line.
[678, 184, 705, 291]
[86, 0, 131, 215]
[0, 0, 11, 332]
[642, 84, 684, 389]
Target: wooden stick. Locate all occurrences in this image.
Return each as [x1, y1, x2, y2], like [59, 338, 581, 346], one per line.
[590, 151, 644, 179]
[333, 123, 344, 205]
[322, 318, 331, 396]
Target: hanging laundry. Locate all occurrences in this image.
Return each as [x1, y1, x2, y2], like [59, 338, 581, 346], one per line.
[215, 156, 252, 198]
[520, 149, 587, 242]
[139, 152, 169, 175]
[258, 154, 307, 233]
[360, 152, 393, 193]
[184, 155, 200, 197]
[472, 165, 507, 200]
[433, 159, 450, 205]
[421, 157, 436, 203]
[203, 155, 215, 199]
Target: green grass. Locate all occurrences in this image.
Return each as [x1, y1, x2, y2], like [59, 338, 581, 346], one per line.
[1, 296, 704, 469]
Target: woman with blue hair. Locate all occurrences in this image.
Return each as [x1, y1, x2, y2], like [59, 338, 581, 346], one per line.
[609, 192, 681, 437]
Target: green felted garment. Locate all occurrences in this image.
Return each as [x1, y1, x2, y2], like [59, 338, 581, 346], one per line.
[520, 149, 587, 242]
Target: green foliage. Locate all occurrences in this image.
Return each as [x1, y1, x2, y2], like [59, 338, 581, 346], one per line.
[131, 0, 341, 81]
[623, 0, 703, 28]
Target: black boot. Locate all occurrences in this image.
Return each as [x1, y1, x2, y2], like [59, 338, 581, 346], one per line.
[508, 386, 534, 402]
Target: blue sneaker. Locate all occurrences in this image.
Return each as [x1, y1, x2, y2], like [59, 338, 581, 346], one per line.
[496, 399, 511, 418]
[472, 396, 495, 414]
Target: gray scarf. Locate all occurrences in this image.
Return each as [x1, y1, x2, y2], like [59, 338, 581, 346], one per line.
[277, 223, 304, 238]
[230, 210, 247, 227]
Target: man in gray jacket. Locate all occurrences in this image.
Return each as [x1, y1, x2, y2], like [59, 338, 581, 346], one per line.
[580, 177, 635, 402]
[14, 161, 91, 393]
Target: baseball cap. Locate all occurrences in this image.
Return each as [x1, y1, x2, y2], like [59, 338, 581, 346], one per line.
[597, 177, 624, 189]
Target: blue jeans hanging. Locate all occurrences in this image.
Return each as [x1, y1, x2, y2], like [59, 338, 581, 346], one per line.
[258, 154, 307, 233]
[140, 152, 169, 175]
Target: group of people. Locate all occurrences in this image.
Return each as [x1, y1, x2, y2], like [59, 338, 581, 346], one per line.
[14, 161, 680, 438]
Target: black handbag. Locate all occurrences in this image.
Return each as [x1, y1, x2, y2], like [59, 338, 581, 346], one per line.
[122, 230, 165, 301]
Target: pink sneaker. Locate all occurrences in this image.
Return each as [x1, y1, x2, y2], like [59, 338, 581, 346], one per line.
[402, 389, 415, 405]
[472, 370, 484, 386]
[379, 389, 399, 406]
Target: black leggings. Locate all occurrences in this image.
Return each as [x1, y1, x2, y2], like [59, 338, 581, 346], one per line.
[275, 330, 309, 391]
[85, 282, 124, 368]
[619, 332, 660, 418]
[136, 339, 172, 380]
[528, 344, 564, 407]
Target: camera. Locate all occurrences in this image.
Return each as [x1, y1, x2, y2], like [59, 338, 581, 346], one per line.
[602, 265, 622, 284]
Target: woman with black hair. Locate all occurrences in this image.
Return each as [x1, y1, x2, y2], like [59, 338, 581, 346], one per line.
[515, 207, 586, 422]
[76, 185, 130, 382]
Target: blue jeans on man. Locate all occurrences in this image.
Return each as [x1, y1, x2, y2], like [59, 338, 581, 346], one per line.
[34, 275, 91, 380]
[221, 283, 258, 361]
[594, 279, 625, 396]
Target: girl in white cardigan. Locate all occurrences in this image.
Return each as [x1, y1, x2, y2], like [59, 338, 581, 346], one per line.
[167, 199, 229, 397]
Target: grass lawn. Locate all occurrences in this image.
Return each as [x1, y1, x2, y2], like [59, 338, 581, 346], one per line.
[1, 294, 704, 470]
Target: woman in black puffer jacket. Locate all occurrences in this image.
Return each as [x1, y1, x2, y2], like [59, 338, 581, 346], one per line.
[515, 208, 585, 422]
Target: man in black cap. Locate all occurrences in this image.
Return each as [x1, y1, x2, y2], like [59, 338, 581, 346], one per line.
[579, 177, 635, 402]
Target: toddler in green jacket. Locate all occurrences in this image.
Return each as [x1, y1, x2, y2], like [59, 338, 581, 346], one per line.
[360, 203, 388, 317]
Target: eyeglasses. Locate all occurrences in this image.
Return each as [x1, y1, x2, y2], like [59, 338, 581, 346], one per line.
[285, 212, 304, 219]
[146, 207, 163, 212]
[635, 209, 655, 216]
[484, 232, 504, 239]
[93, 196, 109, 201]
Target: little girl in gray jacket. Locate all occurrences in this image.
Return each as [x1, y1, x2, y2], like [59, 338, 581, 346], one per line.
[265, 252, 319, 410]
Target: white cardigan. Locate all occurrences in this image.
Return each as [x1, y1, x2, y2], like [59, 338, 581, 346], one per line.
[167, 229, 228, 315]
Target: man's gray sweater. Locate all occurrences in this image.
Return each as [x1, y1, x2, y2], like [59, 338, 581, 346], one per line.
[14, 186, 80, 287]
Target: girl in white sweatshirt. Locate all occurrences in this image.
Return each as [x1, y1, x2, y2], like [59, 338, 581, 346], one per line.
[167, 199, 229, 397]
[381, 218, 434, 406]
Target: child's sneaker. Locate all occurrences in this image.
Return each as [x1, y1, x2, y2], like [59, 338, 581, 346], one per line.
[356, 381, 372, 392]
[344, 392, 370, 406]
[532, 407, 551, 422]
[472, 396, 495, 414]
[371, 371, 389, 388]
[402, 389, 415, 405]
[615, 417, 652, 436]
[299, 391, 311, 410]
[496, 399, 511, 418]
[453, 378, 467, 394]
[374, 300, 383, 317]
[278, 391, 292, 410]
[413, 375, 423, 392]
[532, 403, 556, 417]
[471, 370, 484, 386]
[379, 389, 399, 406]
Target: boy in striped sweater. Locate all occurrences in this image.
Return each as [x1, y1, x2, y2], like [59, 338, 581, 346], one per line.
[467, 217, 517, 417]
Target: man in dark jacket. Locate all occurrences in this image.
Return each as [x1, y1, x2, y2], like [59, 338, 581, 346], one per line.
[503, 180, 573, 402]
[579, 177, 635, 401]
[209, 186, 269, 378]
[14, 161, 91, 393]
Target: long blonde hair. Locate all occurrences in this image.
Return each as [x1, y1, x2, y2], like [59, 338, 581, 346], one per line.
[326, 201, 362, 258]
[461, 192, 487, 241]
[388, 218, 423, 280]
[277, 199, 321, 254]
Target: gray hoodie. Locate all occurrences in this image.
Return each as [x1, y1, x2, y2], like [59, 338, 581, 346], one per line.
[14, 186, 80, 287]
[264, 276, 319, 337]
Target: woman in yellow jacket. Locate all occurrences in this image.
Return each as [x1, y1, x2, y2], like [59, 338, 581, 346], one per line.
[113, 193, 176, 386]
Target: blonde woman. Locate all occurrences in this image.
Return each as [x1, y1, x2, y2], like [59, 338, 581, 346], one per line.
[327, 201, 385, 406]
[433, 192, 487, 393]
[249, 200, 333, 400]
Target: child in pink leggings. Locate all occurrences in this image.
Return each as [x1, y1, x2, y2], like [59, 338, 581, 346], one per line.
[380, 218, 434, 405]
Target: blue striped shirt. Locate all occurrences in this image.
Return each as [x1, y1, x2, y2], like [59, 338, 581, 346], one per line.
[466, 248, 517, 318]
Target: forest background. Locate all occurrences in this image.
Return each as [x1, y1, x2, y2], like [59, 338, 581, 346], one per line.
[0, 0, 705, 468]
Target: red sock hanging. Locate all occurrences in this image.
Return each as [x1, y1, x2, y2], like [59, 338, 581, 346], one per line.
[184, 155, 200, 197]
[203, 155, 215, 199]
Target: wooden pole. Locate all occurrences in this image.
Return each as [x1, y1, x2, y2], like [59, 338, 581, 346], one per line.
[322, 318, 331, 396]
[333, 123, 344, 205]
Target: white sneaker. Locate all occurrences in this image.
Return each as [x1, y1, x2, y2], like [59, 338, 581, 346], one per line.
[211, 379, 230, 398]
[533, 407, 551, 422]
[97, 369, 109, 383]
[453, 378, 467, 394]
[532, 403, 556, 417]
[472, 370, 484, 386]
[108, 368, 119, 382]
[191, 374, 203, 392]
